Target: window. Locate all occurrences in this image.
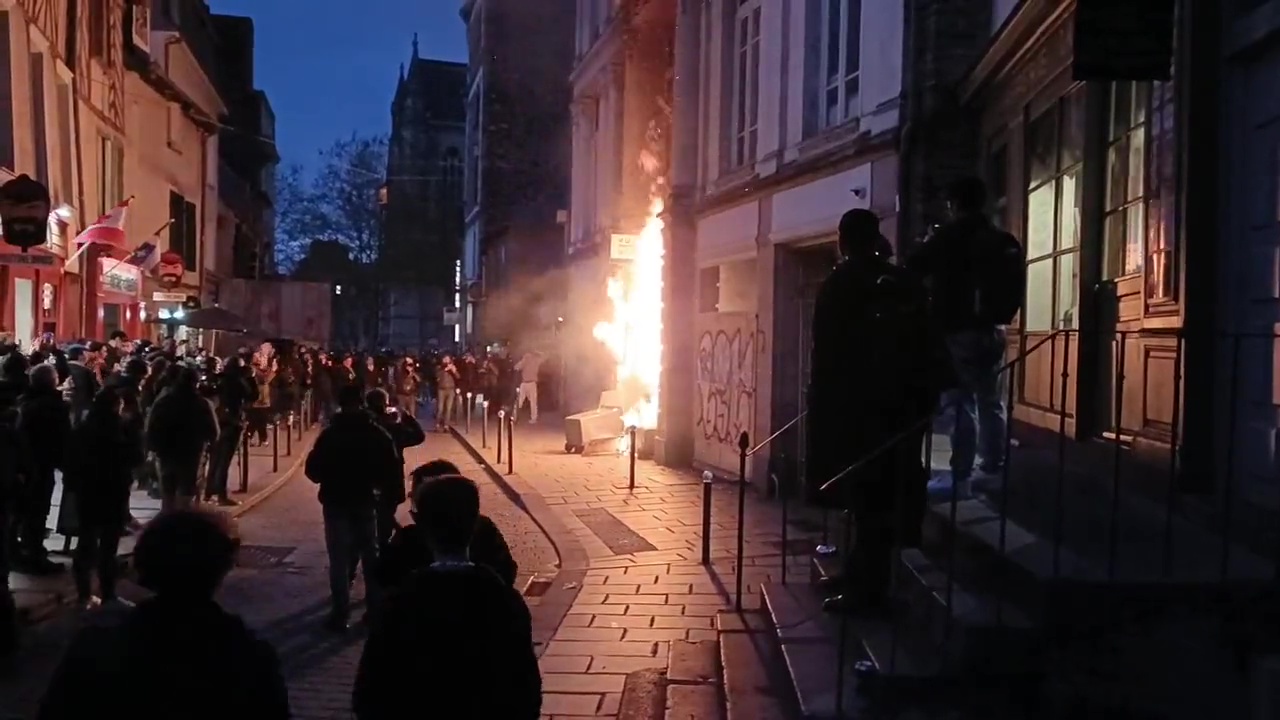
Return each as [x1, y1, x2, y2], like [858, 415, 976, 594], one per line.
[441, 147, 462, 201]
[1023, 89, 1084, 331]
[730, 0, 762, 168]
[1145, 79, 1177, 301]
[465, 84, 481, 208]
[166, 103, 182, 150]
[98, 135, 124, 217]
[56, 75, 74, 202]
[0, 13, 14, 171]
[1102, 82, 1149, 280]
[821, 0, 861, 128]
[88, 0, 106, 62]
[29, 52, 47, 186]
[168, 191, 198, 272]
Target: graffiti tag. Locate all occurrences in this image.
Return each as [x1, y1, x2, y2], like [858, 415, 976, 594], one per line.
[695, 327, 756, 448]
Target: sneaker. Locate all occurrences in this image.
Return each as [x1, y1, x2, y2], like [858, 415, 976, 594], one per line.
[926, 474, 972, 502]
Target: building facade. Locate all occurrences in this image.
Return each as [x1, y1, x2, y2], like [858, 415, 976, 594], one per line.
[124, 0, 224, 340]
[459, 0, 574, 351]
[381, 41, 466, 351]
[565, 0, 674, 413]
[668, 0, 904, 477]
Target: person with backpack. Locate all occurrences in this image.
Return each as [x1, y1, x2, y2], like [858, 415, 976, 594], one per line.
[807, 209, 950, 614]
[907, 176, 1025, 500]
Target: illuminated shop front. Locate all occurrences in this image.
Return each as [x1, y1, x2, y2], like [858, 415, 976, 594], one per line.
[95, 256, 142, 340]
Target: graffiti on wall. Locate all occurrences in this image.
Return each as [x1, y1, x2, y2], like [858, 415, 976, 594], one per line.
[694, 313, 759, 472]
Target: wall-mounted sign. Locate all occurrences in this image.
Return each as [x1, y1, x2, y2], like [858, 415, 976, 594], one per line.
[157, 250, 185, 289]
[0, 175, 52, 250]
[130, 3, 151, 54]
[443, 307, 461, 325]
[152, 291, 187, 303]
[610, 233, 638, 261]
[100, 257, 140, 297]
[0, 252, 55, 267]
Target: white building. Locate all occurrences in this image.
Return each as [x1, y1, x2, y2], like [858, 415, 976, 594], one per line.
[685, 0, 903, 476]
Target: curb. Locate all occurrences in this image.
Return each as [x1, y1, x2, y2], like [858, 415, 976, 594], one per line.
[15, 429, 317, 627]
[448, 425, 589, 655]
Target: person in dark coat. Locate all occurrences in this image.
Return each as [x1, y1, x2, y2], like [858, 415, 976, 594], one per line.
[365, 389, 426, 547]
[37, 508, 290, 720]
[145, 366, 219, 510]
[378, 460, 518, 589]
[353, 474, 541, 720]
[806, 209, 949, 614]
[206, 357, 257, 506]
[14, 364, 71, 574]
[65, 389, 144, 608]
[64, 345, 99, 424]
[305, 384, 402, 631]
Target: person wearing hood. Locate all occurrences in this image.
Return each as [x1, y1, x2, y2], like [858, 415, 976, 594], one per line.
[145, 366, 219, 511]
[14, 365, 71, 575]
[64, 345, 100, 425]
[37, 508, 290, 719]
[304, 384, 401, 632]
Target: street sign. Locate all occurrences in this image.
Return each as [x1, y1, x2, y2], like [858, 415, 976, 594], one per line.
[152, 291, 187, 302]
[443, 307, 461, 325]
[0, 252, 55, 267]
[610, 233, 638, 261]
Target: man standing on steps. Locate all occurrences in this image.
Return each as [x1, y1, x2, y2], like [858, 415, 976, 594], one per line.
[907, 177, 1024, 501]
[514, 349, 543, 423]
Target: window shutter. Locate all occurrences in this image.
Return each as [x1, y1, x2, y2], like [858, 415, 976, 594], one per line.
[184, 200, 198, 270]
[168, 191, 184, 255]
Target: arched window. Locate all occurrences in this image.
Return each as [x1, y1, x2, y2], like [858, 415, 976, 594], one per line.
[441, 147, 463, 200]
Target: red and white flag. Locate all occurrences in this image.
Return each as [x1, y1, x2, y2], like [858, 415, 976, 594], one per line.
[65, 197, 132, 264]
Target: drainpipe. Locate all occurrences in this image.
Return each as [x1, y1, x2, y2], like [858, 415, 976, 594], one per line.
[894, 0, 918, 259]
[68, 1, 92, 338]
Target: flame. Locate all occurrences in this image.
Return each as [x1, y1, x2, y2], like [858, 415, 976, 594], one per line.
[593, 198, 665, 436]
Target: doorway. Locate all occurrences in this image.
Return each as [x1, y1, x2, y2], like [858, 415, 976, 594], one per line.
[102, 303, 122, 339]
[13, 278, 34, 350]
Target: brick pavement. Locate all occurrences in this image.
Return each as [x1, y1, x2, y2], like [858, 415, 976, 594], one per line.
[453, 413, 815, 719]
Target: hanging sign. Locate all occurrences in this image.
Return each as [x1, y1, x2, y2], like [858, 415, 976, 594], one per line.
[156, 250, 185, 289]
[0, 175, 52, 251]
[610, 233, 638, 261]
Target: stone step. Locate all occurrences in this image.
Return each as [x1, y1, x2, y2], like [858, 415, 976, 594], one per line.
[664, 639, 723, 720]
[716, 611, 802, 720]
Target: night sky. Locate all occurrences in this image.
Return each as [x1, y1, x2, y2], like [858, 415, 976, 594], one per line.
[207, 0, 467, 169]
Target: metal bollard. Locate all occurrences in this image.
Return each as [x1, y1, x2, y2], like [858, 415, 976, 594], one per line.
[627, 426, 637, 491]
[286, 413, 294, 456]
[482, 400, 489, 448]
[734, 431, 749, 612]
[497, 410, 505, 464]
[506, 414, 514, 475]
[701, 471, 713, 565]
[238, 428, 249, 494]
[466, 392, 473, 434]
[272, 422, 280, 473]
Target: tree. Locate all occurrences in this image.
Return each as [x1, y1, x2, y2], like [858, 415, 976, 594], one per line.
[274, 133, 389, 345]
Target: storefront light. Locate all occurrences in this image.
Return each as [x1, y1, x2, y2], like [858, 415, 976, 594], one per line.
[158, 308, 172, 320]
[52, 204, 73, 221]
[173, 307, 185, 320]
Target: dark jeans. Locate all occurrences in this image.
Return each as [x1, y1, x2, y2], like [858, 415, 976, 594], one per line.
[73, 522, 122, 601]
[322, 504, 381, 620]
[842, 427, 928, 602]
[157, 455, 202, 508]
[247, 407, 270, 444]
[0, 507, 16, 657]
[206, 423, 244, 499]
[19, 466, 57, 558]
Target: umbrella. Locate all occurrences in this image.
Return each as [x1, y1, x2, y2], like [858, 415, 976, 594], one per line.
[177, 306, 253, 333]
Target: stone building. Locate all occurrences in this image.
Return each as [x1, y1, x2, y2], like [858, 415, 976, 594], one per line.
[458, 0, 574, 351]
[380, 38, 466, 351]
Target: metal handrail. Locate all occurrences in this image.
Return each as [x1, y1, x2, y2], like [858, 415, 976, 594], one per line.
[747, 411, 806, 457]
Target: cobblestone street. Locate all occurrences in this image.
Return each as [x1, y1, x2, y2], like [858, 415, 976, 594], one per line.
[0, 427, 557, 720]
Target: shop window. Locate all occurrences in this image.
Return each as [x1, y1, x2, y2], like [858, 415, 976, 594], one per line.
[1145, 80, 1177, 301]
[1102, 82, 1150, 280]
[1023, 88, 1084, 332]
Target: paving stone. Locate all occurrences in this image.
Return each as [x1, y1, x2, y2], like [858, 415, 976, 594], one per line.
[667, 639, 720, 685]
[665, 683, 722, 720]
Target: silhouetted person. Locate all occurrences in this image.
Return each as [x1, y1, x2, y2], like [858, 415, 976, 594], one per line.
[807, 209, 948, 613]
[38, 509, 289, 720]
[145, 366, 218, 510]
[354, 474, 540, 720]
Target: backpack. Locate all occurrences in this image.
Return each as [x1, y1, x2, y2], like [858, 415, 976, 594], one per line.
[971, 226, 1025, 326]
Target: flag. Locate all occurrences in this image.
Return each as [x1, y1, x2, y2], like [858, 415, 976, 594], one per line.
[65, 197, 132, 265]
[123, 240, 161, 273]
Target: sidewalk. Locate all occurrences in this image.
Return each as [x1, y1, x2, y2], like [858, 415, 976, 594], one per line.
[11, 424, 319, 624]
[451, 412, 814, 718]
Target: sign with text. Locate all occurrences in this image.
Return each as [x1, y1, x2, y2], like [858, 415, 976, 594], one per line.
[152, 291, 187, 303]
[99, 257, 141, 297]
[0, 252, 55, 267]
[610, 233, 638, 261]
[443, 307, 461, 325]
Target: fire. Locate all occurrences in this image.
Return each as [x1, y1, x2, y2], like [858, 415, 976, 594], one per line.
[593, 198, 665, 434]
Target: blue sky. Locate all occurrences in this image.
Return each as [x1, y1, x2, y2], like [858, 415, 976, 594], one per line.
[208, 0, 466, 169]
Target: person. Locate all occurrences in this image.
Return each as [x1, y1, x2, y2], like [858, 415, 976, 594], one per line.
[14, 364, 71, 574]
[392, 356, 421, 420]
[206, 356, 257, 506]
[0, 360, 31, 669]
[379, 460, 518, 589]
[907, 176, 1024, 500]
[434, 354, 459, 431]
[353, 474, 541, 720]
[807, 209, 949, 614]
[37, 509, 290, 720]
[305, 384, 402, 631]
[65, 389, 144, 609]
[514, 350, 544, 423]
[64, 345, 99, 425]
[365, 388, 426, 547]
[145, 366, 219, 510]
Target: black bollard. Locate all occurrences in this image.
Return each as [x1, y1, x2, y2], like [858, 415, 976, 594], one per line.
[238, 429, 250, 494]
[734, 431, 749, 612]
[466, 393, 473, 434]
[497, 410, 505, 465]
[701, 471, 713, 565]
[272, 421, 279, 473]
[286, 414, 294, 456]
[506, 414, 514, 475]
[628, 426, 637, 491]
